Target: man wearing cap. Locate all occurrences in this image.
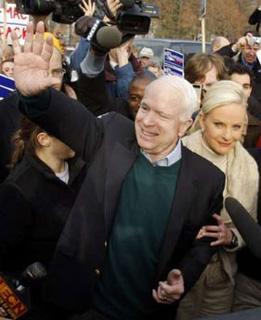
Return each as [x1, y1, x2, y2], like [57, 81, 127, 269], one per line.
[139, 46, 154, 68]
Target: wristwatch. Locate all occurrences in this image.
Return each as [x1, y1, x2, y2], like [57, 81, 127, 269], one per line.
[227, 232, 238, 249]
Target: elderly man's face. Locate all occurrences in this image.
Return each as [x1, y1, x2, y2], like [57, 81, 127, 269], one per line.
[242, 44, 259, 64]
[135, 83, 190, 162]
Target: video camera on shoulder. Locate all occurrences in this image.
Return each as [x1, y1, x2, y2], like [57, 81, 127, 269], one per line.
[15, 0, 151, 34]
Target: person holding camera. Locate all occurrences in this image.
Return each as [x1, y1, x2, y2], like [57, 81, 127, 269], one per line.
[216, 33, 261, 103]
[70, 0, 142, 100]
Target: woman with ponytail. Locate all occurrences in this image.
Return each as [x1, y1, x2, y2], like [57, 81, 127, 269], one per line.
[0, 116, 85, 319]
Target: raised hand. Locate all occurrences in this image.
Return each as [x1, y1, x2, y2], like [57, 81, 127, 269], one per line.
[107, 0, 122, 17]
[79, 0, 96, 17]
[11, 21, 61, 96]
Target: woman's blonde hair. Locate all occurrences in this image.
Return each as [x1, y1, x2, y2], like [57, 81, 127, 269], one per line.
[189, 80, 247, 133]
[201, 80, 247, 115]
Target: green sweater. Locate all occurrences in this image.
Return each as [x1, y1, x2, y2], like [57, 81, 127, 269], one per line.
[94, 153, 181, 319]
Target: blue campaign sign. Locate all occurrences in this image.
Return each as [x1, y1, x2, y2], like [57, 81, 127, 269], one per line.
[0, 74, 15, 99]
[163, 48, 184, 77]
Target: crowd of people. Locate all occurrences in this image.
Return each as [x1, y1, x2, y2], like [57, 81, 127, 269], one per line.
[0, 0, 260, 319]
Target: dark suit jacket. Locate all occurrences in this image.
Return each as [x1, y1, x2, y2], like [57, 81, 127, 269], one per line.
[20, 89, 225, 319]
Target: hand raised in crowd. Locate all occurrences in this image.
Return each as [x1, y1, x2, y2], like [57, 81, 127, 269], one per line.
[152, 269, 184, 304]
[231, 36, 248, 52]
[113, 39, 133, 67]
[11, 21, 59, 96]
[197, 213, 233, 246]
[103, 0, 123, 23]
[79, 0, 96, 17]
[107, 0, 122, 17]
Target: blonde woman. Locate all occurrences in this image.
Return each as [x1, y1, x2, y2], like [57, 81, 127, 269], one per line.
[177, 80, 259, 319]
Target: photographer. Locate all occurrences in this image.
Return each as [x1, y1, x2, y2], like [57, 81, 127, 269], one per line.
[73, 1, 156, 119]
[216, 33, 261, 103]
[70, 0, 142, 100]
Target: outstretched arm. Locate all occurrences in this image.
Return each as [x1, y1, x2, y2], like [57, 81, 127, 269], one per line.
[12, 22, 103, 162]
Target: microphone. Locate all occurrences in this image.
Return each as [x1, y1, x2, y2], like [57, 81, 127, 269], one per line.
[18, 261, 47, 290]
[225, 197, 261, 259]
[95, 26, 122, 50]
[0, 262, 47, 319]
[75, 16, 122, 54]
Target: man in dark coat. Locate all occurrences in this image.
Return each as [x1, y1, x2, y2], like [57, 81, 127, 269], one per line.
[12, 22, 225, 320]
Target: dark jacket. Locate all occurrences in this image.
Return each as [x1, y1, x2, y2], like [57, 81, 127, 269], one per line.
[20, 89, 225, 319]
[0, 153, 86, 319]
[0, 153, 85, 273]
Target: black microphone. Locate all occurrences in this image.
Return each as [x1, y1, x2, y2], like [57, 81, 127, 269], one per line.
[225, 197, 261, 259]
[18, 261, 47, 291]
[78, 19, 122, 76]
[75, 16, 122, 54]
[95, 25, 122, 50]
[0, 262, 47, 319]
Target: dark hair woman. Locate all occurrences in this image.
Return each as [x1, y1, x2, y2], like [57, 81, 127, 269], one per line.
[0, 117, 85, 319]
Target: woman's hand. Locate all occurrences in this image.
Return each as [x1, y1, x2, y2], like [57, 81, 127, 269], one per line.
[197, 213, 233, 246]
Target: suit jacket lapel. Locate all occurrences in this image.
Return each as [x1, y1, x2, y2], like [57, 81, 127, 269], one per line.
[156, 147, 198, 280]
[104, 140, 139, 236]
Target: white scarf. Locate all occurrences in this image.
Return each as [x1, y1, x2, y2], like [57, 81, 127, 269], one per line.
[182, 130, 259, 225]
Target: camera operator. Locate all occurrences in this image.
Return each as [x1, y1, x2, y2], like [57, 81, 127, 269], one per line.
[70, 0, 142, 100]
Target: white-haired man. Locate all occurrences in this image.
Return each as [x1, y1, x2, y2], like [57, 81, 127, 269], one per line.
[12, 22, 225, 320]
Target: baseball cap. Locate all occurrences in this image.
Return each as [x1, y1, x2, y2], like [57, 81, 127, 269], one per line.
[139, 47, 154, 58]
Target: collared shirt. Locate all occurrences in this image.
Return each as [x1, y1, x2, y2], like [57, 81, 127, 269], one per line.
[141, 139, 182, 167]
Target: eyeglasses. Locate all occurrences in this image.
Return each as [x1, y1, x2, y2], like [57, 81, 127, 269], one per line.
[49, 68, 66, 78]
